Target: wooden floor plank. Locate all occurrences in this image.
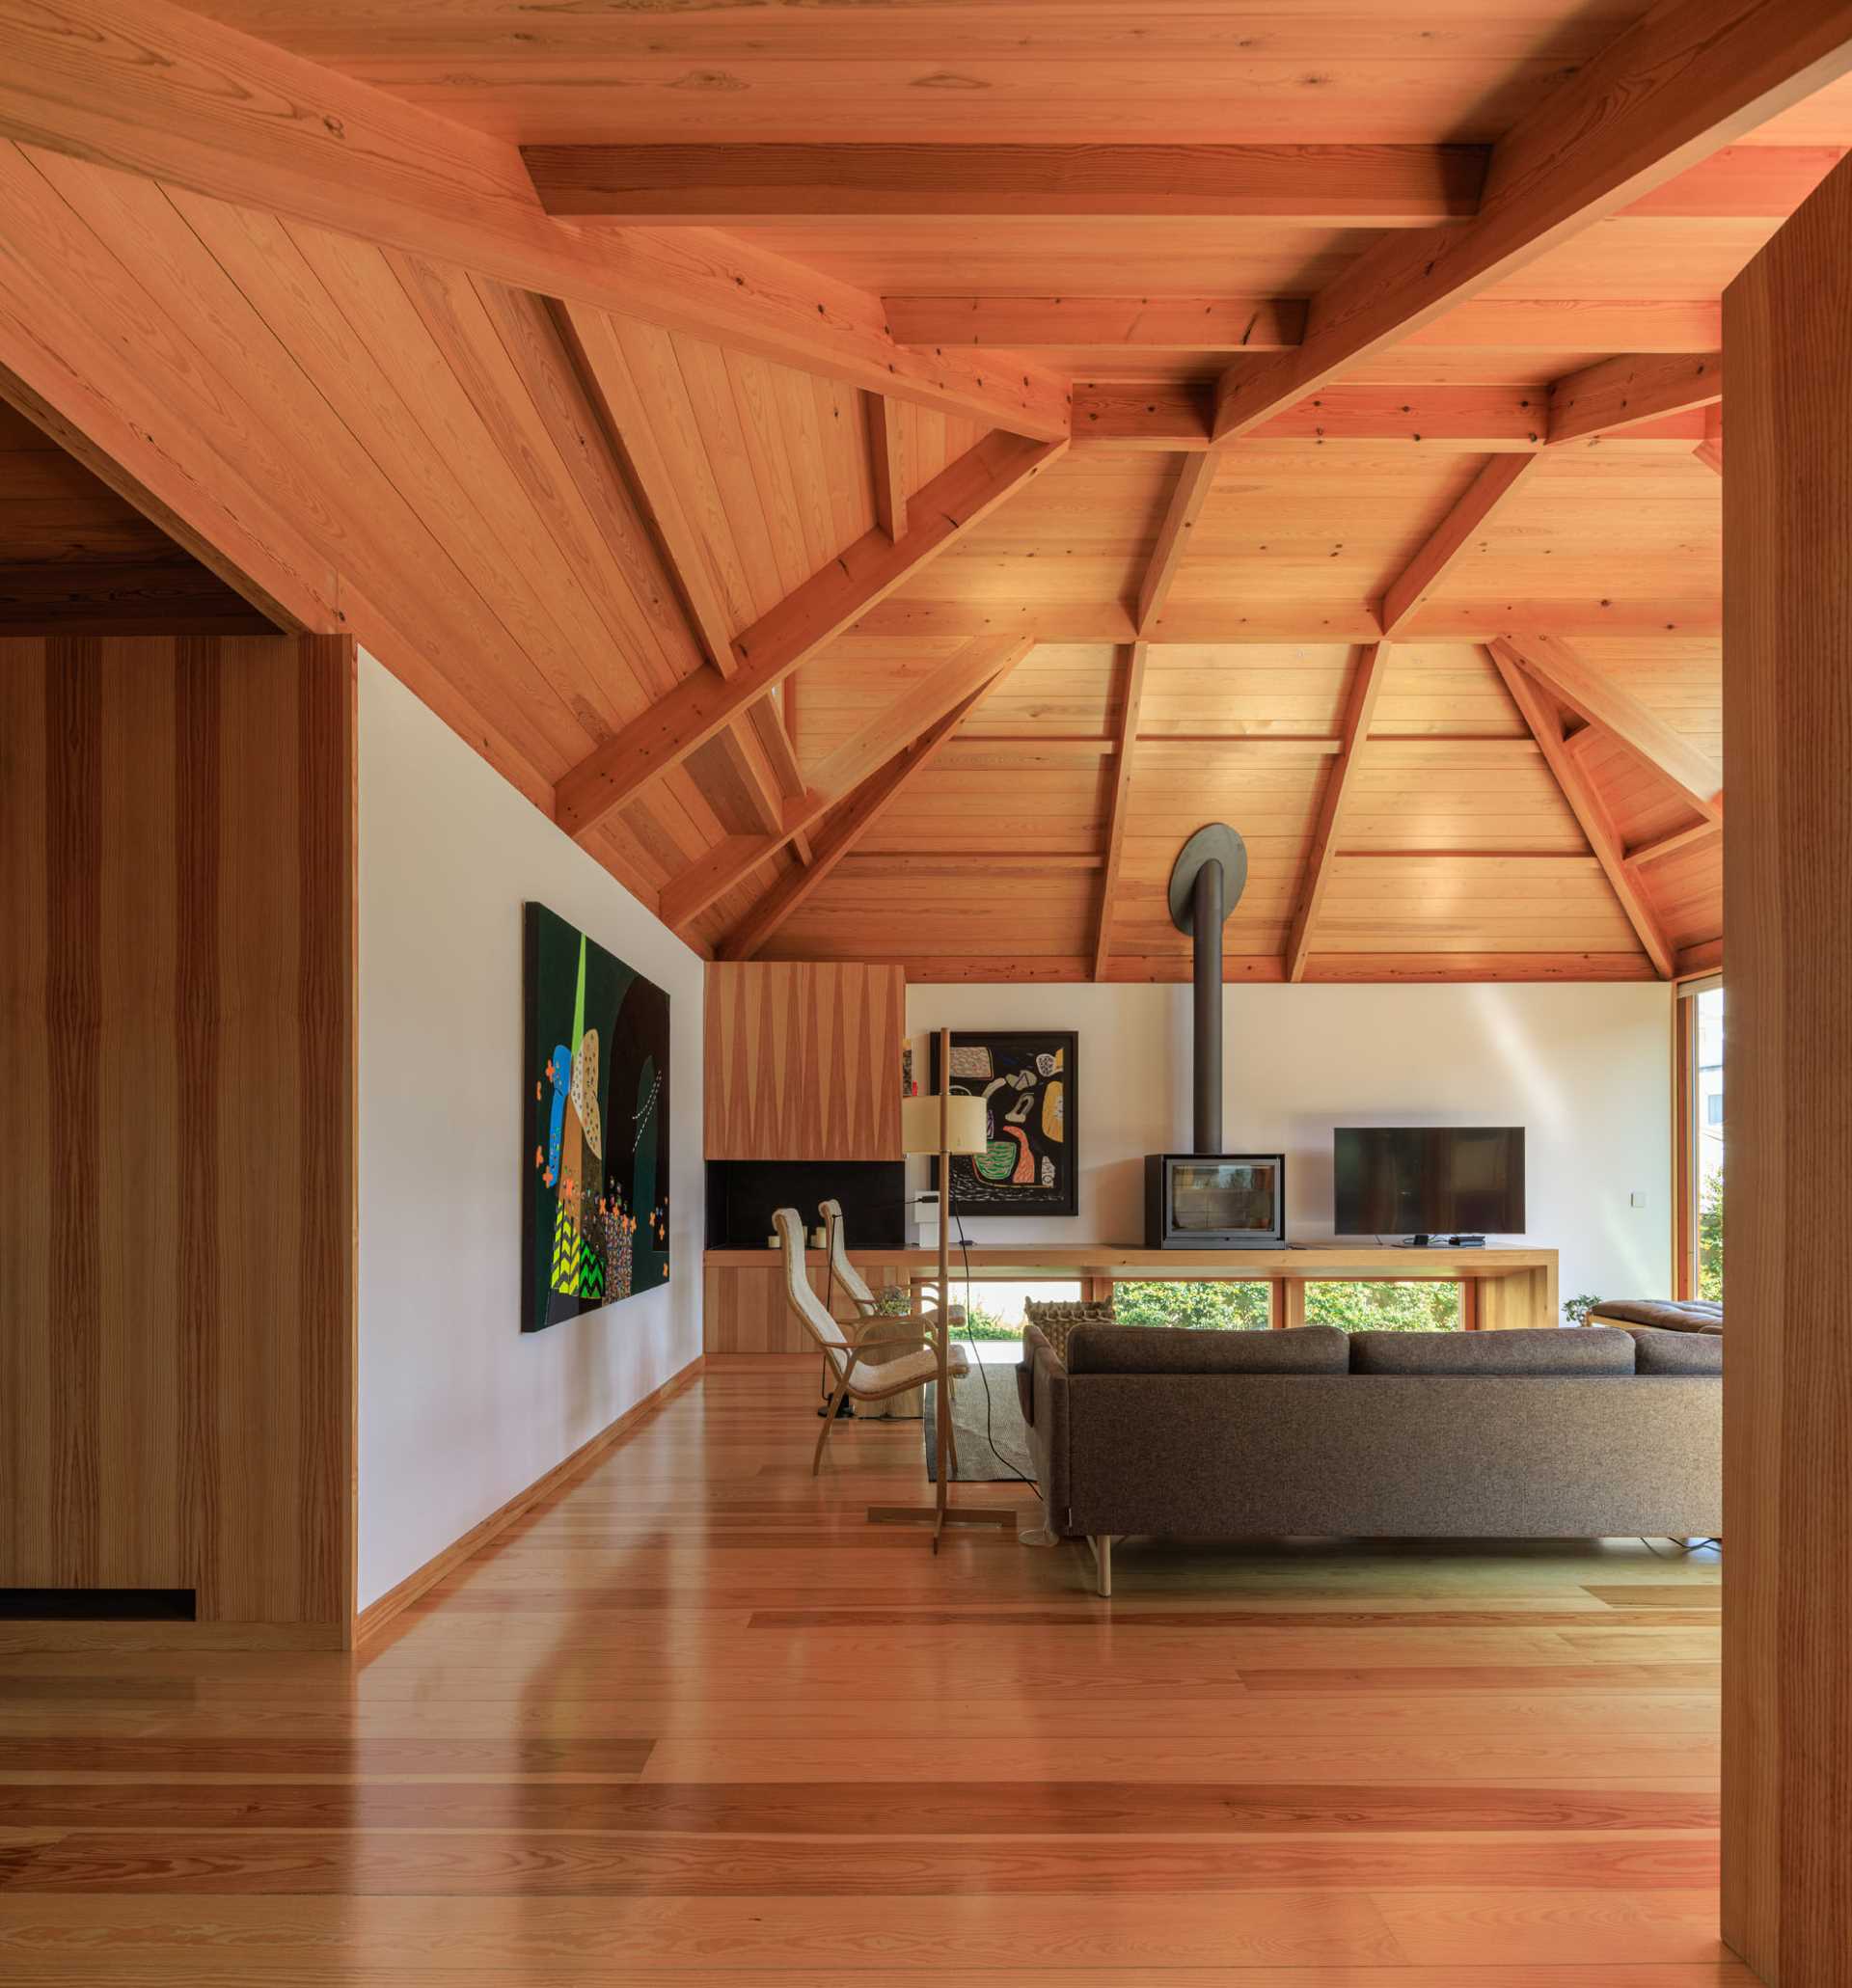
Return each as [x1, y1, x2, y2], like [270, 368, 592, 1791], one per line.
[0, 1363, 1726, 1982]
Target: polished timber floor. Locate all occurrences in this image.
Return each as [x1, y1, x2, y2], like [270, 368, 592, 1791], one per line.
[0, 1357, 1737, 1984]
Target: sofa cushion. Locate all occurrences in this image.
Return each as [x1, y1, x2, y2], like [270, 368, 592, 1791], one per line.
[1627, 1326, 1724, 1375]
[1066, 1323, 1349, 1375]
[1589, 1298, 1723, 1334]
[1349, 1326, 1637, 1376]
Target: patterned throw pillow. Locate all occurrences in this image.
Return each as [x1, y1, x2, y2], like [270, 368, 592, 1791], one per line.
[1024, 1297, 1117, 1365]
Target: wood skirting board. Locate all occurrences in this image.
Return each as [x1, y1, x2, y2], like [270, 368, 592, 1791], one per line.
[355, 1355, 704, 1647]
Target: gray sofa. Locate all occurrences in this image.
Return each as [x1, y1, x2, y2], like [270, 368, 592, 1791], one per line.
[1018, 1322, 1721, 1594]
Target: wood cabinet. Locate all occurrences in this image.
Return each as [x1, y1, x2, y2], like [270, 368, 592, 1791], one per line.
[704, 963, 905, 1160]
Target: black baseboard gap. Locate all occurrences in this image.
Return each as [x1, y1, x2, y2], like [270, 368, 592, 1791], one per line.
[0, 1587, 197, 1621]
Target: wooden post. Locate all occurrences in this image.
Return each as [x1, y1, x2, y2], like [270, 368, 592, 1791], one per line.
[1721, 150, 1852, 1985]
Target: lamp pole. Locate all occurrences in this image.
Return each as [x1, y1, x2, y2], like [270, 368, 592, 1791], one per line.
[874, 1023, 1019, 1548]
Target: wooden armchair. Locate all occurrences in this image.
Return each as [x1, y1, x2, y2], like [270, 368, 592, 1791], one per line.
[773, 1207, 968, 1475]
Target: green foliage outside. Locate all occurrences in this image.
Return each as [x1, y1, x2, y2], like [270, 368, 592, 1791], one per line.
[1302, 1281, 1460, 1331]
[960, 1301, 1027, 1342]
[1112, 1280, 1271, 1329]
[960, 1279, 1462, 1337]
[1698, 1165, 1724, 1301]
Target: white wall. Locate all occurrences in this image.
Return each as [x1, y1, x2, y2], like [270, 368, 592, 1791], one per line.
[357, 655, 703, 1611]
[906, 981, 1672, 1312]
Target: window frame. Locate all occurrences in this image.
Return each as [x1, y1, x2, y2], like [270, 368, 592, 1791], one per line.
[1674, 972, 1723, 1301]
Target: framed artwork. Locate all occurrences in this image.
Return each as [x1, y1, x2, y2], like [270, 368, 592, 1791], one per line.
[523, 903, 671, 1333]
[930, 1029, 1077, 1217]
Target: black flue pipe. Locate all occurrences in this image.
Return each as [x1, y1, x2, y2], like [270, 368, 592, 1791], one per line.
[1191, 857, 1223, 1155]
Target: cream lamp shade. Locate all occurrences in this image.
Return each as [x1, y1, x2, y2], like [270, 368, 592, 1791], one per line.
[900, 1093, 988, 1157]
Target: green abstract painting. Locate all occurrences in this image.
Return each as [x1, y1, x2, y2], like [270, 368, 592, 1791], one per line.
[522, 903, 670, 1333]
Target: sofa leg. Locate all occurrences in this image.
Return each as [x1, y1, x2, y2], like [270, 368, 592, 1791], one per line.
[1087, 1533, 1113, 1598]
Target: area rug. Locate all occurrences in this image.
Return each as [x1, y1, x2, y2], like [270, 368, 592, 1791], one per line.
[922, 1363, 1036, 1484]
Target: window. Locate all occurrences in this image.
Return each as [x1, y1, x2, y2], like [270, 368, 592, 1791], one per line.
[926, 1277, 1082, 1345]
[1304, 1281, 1462, 1332]
[1111, 1280, 1271, 1329]
[1676, 977, 1724, 1301]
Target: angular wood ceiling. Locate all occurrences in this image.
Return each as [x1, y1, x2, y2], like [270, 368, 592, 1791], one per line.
[0, 0, 1819, 983]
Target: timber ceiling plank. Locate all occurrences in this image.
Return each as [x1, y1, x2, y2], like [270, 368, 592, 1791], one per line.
[0, 0, 1073, 440]
[552, 431, 1065, 839]
[1211, 0, 1852, 444]
[0, 0, 1760, 983]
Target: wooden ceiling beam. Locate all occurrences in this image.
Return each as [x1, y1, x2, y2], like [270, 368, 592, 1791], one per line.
[896, 295, 1722, 355]
[1627, 812, 1725, 867]
[659, 634, 1031, 930]
[1211, 0, 1852, 444]
[1073, 382, 1702, 453]
[554, 298, 800, 841]
[788, 953, 1657, 986]
[1092, 641, 1149, 981]
[850, 598, 1720, 644]
[1696, 404, 1725, 477]
[1492, 634, 1725, 818]
[745, 695, 813, 863]
[0, 0, 1070, 441]
[1485, 641, 1675, 978]
[1549, 353, 1724, 445]
[1284, 642, 1392, 982]
[867, 394, 907, 541]
[1380, 457, 1543, 637]
[524, 141, 1842, 228]
[526, 142, 1487, 225]
[1135, 455, 1217, 637]
[719, 679, 1005, 962]
[554, 430, 1063, 838]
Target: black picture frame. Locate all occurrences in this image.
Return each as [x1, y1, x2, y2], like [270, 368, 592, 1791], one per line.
[928, 1029, 1078, 1218]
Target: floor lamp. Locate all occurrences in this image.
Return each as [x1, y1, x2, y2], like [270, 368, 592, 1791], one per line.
[890, 1027, 1020, 1548]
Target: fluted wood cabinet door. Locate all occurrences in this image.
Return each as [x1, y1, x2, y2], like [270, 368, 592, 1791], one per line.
[705, 964, 904, 1160]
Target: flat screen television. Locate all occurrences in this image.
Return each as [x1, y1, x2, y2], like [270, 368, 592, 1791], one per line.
[1333, 1127, 1526, 1238]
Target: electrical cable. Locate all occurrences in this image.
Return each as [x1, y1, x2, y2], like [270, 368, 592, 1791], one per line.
[950, 1202, 1036, 1488]
[801, 1191, 1036, 1482]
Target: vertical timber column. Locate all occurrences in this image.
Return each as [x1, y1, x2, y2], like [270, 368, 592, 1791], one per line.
[1721, 157, 1852, 1986]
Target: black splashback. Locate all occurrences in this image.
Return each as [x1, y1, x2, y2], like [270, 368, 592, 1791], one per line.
[705, 1159, 907, 1250]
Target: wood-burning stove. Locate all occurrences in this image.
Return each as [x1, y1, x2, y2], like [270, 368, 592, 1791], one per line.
[1142, 824, 1288, 1249]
